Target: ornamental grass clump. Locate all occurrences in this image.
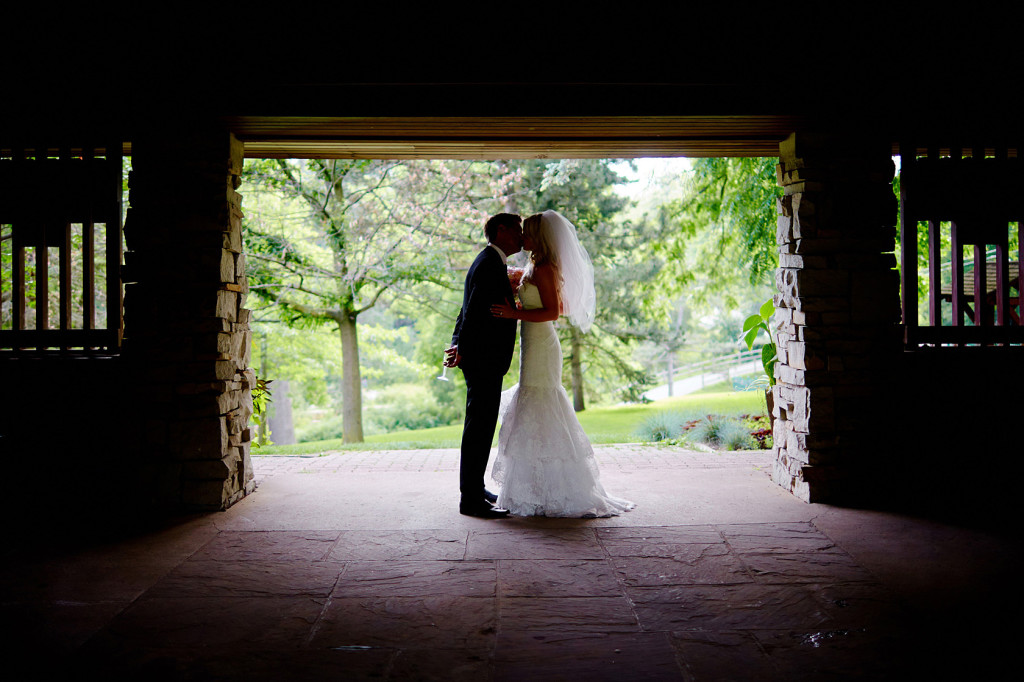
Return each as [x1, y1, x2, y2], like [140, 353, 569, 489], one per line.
[634, 411, 688, 442]
[684, 415, 756, 451]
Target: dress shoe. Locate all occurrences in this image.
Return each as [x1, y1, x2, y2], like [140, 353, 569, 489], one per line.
[460, 502, 510, 518]
[483, 489, 498, 505]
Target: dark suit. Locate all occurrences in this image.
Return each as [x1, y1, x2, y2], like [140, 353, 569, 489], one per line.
[451, 246, 517, 502]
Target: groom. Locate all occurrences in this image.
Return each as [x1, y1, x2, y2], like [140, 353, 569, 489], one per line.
[445, 213, 523, 518]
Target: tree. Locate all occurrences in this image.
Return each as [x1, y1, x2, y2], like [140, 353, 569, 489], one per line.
[658, 157, 782, 299]
[242, 158, 509, 442]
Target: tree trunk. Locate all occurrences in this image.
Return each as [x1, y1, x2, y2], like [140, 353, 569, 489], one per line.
[569, 325, 585, 412]
[666, 350, 674, 397]
[338, 311, 364, 443]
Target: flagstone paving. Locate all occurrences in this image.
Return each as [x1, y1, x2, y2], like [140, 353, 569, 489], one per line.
[3, 445, 1017, 680]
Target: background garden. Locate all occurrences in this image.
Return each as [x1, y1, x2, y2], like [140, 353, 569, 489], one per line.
[240, 156, 782, 454]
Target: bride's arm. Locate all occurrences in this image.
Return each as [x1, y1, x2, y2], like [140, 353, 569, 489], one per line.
[490, 265, 560, 322]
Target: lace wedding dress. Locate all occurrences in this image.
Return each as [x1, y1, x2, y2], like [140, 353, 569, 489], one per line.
[491, 282, 635, 518]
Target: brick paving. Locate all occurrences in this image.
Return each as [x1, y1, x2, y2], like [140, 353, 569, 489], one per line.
[251, 445, 774, 484]
[5, 444, 1014, 679]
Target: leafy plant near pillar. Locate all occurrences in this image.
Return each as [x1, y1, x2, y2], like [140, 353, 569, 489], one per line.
[252, 377, 274, 448]
[741, 299, 778, 387]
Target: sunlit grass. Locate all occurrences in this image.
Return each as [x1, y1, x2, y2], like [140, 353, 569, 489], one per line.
[254, 390, 768, 455]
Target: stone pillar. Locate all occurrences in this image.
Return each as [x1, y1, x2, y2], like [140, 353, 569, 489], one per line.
[123, 130, 255, 511]
[772, 132, 901, 503]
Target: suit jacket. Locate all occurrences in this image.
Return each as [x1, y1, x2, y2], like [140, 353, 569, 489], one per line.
[451, 246, 517, 374]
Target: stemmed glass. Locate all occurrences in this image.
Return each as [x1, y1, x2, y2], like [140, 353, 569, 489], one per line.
[438, 351, 452, 381]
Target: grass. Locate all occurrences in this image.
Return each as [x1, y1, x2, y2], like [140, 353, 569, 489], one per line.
[254, 390, 767, 456]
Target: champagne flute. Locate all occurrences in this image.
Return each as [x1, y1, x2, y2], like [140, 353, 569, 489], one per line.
[438, 350, 452, 381]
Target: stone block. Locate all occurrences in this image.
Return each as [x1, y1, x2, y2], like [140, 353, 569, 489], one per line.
[238, 389, 254, 423]
[227, 406, 249, 435]
[223, 229, 242, 253]
[216, 290, 238, 321]
[216, 360, 237, 380]
[779, 253, 803, 269]
[791, 193, 818, 238]
[181, 478, 232, 509]
[240, 331, 253, 365]
[183, 449, 240, 480]
[220, 248, 235, 283]
[787, 341, 806, 370]
[239, 441, 253, 483]
[171, 416, 228, 459]
[234, 252, 246, 280]
[777, 194, 791, 216]
[772, 416, 791, 445]
[777, 214, 793, 246]
[778, 365, 828, 387]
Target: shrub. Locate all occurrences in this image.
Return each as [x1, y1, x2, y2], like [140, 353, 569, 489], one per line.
[635, 413, 765, 451]
[634, 411, 688, 442]
[297, 414, 345, 443]
[368, 383, 462, 433]
[718, 419, 756, 450]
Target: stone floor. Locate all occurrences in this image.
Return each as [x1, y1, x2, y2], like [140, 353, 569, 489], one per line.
[3, 446, 1018, 680]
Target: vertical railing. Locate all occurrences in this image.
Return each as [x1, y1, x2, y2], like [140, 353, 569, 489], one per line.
[901, 143, 1023, 347]
[0, 142, 123, 353]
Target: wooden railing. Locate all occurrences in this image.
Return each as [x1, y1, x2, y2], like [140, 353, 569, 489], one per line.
[0, 144, 123, 353]
[669, 348, 763, 383]
[900, 144, 1024, 348]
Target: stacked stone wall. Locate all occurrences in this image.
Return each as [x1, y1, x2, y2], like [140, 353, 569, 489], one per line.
[123, 131, 254, 510]
[771, 133, 902, 502]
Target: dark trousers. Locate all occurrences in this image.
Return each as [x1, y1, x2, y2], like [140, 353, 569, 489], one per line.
[459, 365, 504, 503]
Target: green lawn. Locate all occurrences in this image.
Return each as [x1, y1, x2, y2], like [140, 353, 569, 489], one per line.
[254, 390, 768, 456]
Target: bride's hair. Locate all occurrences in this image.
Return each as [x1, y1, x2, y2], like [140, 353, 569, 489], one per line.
[521, 210, 596, 332]
[523, 212, 560, 274]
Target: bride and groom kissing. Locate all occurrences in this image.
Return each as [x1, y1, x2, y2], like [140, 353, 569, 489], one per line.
[445, 211, 634, 519]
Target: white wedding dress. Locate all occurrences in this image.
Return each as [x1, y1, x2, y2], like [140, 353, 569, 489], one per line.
[491, 282, 635, 518]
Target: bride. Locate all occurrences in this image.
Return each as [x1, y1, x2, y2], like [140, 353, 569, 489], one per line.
[489, 210, 635, 518]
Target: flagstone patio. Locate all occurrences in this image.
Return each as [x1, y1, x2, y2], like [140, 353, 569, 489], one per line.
[3, 446, 1016, 680]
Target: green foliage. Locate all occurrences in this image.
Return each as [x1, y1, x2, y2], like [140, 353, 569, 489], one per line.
[687, 415, 754, 450]
[367, 383, 463, 433]
[657, 157, 781, 303]
[242, 158, 517, 441]
[258, 390, 769, 455]
[296, 413, 345, 443]
[742, 299, 777, 387]
[251, 377, 274, 448]
[636, 412, 759, 451]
